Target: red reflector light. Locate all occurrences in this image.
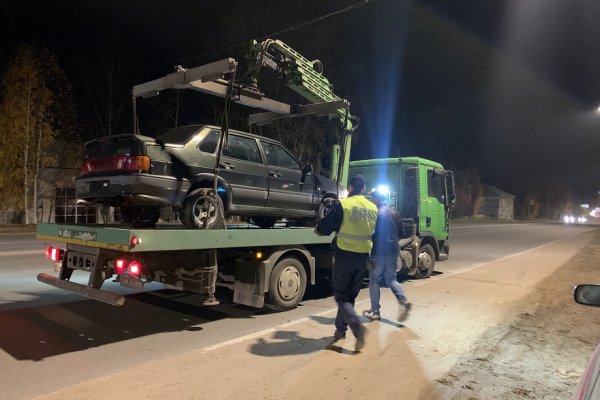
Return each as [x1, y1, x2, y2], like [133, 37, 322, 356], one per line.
[115, 259, 126, 274]
[129, 261, 141, 277]
[130, 236, 141, 247]
[45, 247, 63, 262]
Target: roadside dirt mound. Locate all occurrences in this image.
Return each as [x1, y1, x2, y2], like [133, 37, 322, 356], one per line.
[429, 229, 600, 399]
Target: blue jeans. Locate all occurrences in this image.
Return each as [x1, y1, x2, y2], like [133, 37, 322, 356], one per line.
[369, 254, 406, 312]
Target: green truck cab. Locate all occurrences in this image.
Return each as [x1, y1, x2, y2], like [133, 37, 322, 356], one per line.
[348, 157, 456, 278]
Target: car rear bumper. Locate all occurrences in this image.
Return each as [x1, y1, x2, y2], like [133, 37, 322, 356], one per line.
[76, 174, 190, 207]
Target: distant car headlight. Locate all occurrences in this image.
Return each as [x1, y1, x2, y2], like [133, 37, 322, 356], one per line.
[564, 215, 575, 224]
[578, 216, 587, 224]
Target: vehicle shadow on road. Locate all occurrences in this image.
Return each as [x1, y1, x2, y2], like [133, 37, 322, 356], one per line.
[0, 288, 270, 361]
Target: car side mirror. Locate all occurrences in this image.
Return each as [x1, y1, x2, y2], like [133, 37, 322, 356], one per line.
[574, 284, 600, 307]
[302, 164, 313, 175]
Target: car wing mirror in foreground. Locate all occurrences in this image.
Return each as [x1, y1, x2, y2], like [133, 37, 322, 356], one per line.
[302, 164, 313, 175]
[574, 284, 600, 307]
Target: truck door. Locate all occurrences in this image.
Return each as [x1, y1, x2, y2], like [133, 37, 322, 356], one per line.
[261, 141, 314, 213]
[421, 167, 448, 238]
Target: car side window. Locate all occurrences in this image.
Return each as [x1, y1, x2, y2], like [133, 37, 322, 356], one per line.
[223, 134, 262, 163]
[262, 142, 301, 170]
[199, 130, 219, 154]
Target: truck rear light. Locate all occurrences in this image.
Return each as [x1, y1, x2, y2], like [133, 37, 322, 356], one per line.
[80, 155, 151, 175]
[129, 260, 141, 277]
[115, 259, 126, 274]
[45, 247, 64, 262]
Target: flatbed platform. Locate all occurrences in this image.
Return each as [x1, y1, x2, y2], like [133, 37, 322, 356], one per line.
[36, 223, 334, 252]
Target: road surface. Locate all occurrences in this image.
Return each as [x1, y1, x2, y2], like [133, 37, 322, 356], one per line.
[0, 222, 595, 399]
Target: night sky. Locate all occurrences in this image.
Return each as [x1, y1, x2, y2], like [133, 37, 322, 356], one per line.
[2, 0, 600, 209]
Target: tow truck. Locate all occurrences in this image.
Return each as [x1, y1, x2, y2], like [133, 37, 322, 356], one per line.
[37, 39, 455, 310]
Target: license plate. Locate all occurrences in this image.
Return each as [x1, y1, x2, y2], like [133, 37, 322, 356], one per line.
[120, 275, 144, 289]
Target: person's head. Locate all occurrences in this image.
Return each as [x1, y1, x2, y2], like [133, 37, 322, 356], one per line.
[369, 190, 386, 206]
[348, 174, 366, 195]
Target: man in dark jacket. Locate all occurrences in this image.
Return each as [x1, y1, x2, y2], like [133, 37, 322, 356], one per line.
[362, 190, 412, 322]
[315, 174, 378, 352]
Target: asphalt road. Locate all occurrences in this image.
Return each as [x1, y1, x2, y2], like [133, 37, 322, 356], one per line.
[0, 222, 595, 400]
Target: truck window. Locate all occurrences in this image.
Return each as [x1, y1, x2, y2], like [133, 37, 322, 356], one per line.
[427, 170, 445, 204]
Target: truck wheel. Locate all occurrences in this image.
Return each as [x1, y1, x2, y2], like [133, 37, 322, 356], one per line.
[182, 188, 226, 229]
[251, 217, 277, 229]
[120, 206, 160, 228]
[266, 258, 307, 311]
[414, 243, 435, 279]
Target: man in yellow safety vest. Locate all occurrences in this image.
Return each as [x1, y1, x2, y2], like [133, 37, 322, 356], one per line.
[315, 174, 378, 352]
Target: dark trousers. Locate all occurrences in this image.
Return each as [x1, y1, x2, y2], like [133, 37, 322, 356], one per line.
[332, 250, 369, 337]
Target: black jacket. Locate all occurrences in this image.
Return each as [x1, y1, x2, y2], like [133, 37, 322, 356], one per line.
[372, 204, 402, 256]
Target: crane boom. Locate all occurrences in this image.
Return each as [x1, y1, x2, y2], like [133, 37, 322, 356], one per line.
[246, 39, 356, 184]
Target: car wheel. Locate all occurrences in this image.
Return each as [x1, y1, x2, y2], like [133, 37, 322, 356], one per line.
[316, 195, 337, 222]
[414, 243, 435, 279]
[182, 188, 226, 229]
[119, 206, 160, 228]
[266, 257, 307, 311]
[251, 217, 277, 229]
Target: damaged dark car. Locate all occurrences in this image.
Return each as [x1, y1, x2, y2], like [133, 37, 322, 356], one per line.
[76, 124, 344, 229]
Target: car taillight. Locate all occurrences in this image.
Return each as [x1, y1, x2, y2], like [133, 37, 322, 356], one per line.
[115, 259, 126, 275]
[45, 246, 64, 262]
[80, 155, 151, 175]
[129, 260, 141, 277]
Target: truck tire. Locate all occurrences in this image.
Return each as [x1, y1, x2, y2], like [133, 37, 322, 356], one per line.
[266, 257, 307, 311]
[414, 243, 435, 279]
[182, 188, 226, 229]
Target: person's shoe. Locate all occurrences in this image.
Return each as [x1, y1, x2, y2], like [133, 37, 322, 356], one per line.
[333, 330, 346, 341]
[398, 302, 412, 322]
[362, 309, 381, 320]
[354, 325, 367, 352]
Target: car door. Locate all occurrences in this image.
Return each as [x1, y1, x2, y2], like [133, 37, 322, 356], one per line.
[218, 132, 268, 208]
[261, 140, 314, 213]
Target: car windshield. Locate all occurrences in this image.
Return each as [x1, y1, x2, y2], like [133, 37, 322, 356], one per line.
[155, 125, 203, 145]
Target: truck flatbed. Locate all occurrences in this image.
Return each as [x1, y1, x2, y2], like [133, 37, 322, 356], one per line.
[36, 223, 334, 252]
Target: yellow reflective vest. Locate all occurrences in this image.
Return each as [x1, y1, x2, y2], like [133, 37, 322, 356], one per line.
[336, 195, 378, 253]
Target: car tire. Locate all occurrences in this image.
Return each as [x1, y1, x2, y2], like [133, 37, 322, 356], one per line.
[251, 217, 277, 229]
[414, 243, 435, 279]
[119, 206, 160, 228]
[265, 257, 307, 311]
[316, 195, 338, 223]
[182, 188, 226, 229]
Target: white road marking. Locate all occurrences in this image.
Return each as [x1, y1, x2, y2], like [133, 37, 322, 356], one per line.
[0, 250, 44, 256]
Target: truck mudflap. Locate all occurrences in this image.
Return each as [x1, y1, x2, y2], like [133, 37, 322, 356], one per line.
[37, 272, 126, 306]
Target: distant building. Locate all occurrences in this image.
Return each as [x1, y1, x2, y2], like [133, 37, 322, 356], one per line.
[478, 185, 514, 220]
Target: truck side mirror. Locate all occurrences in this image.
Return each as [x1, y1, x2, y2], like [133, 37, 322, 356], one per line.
[445, 171, 456, 206]
[302, 164, 313, 175]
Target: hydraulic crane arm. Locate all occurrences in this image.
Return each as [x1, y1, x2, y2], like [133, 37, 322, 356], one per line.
[130, 39, 357, 185]
[246, 39, 357, 184]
